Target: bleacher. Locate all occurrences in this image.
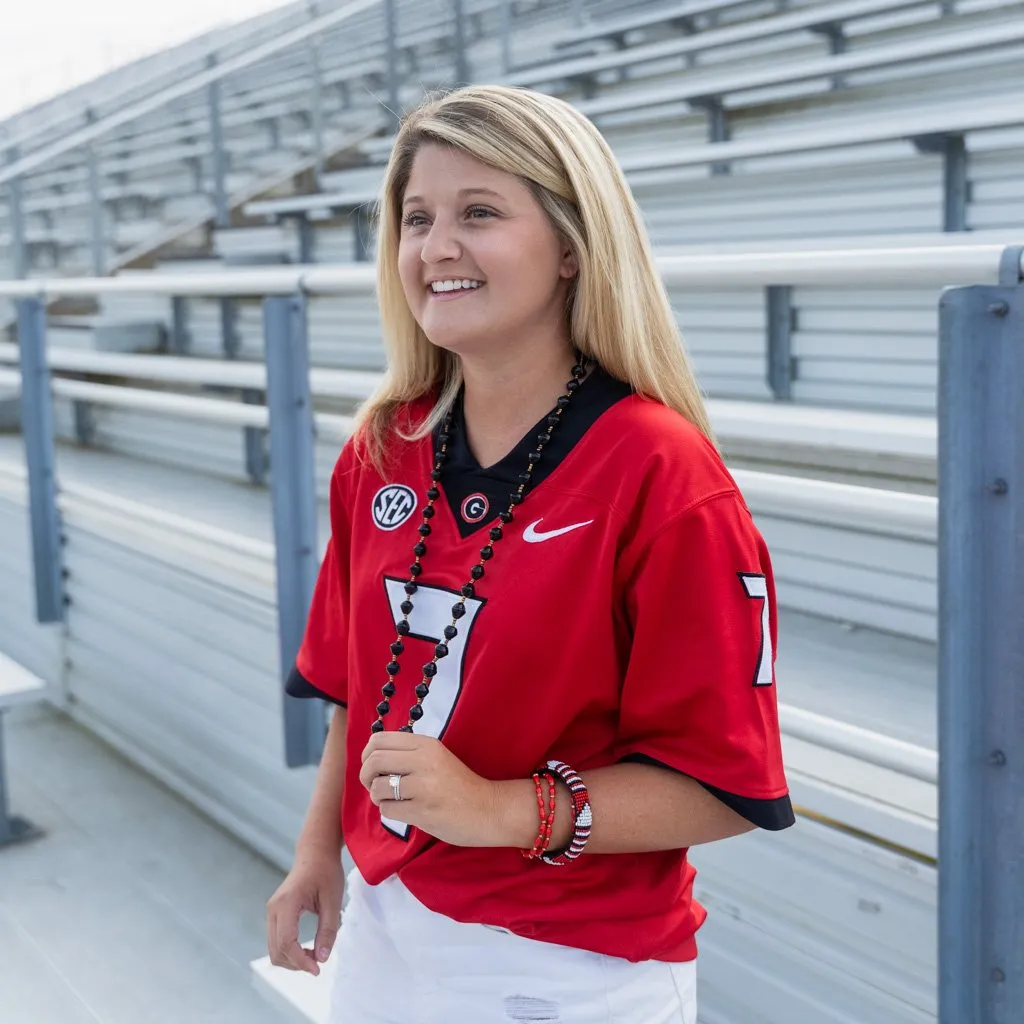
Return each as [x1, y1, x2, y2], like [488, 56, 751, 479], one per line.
[3, 0, 1023, 1021]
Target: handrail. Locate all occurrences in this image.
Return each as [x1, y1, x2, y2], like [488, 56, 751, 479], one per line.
[0, 0, 385, 188]
[1, 241, 1022, 296]
[0, 370, 353, 443]
[731, 468, 936, 540]
[0, 344, 938, 466]
[0, 364, 938, 539]
[778, 704, 937, 784]
[0, 342, 383, 398]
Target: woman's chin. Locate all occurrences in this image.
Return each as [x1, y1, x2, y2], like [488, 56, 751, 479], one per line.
[423, 330, 487, 357]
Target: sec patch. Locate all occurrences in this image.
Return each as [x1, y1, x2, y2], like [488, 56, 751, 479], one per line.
[372, 485, 417, 531]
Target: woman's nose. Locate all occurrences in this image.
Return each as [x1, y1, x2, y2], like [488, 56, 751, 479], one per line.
[420, 219, 461, 263]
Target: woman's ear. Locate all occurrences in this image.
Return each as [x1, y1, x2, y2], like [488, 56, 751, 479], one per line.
[560, 246, 579, 280]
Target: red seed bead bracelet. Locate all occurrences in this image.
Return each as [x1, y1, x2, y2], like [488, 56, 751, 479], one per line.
[522, 771, 557, 860]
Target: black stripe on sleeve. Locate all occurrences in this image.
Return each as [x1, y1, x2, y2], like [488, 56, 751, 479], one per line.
[285, 665, 348, 709]
[619, 752, 795, 831]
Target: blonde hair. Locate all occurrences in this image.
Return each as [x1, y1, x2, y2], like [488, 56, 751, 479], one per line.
[351, 84, 715, 476]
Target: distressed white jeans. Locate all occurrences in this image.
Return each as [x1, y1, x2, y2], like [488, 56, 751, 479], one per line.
[329, 868, 698, 1024]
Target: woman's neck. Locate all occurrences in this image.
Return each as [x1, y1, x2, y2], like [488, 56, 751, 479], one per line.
[459, 344, 578, 470]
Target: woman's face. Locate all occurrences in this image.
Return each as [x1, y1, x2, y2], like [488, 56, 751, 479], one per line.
[397, 143, 578, 358]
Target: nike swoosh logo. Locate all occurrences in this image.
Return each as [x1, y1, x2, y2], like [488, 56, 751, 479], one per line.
[523, 518, 594, 543]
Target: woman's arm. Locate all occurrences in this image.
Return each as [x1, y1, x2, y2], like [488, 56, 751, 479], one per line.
[492, 762, 755, 854]
[296, 706, 348, 859]
[360, 732, 759, 852]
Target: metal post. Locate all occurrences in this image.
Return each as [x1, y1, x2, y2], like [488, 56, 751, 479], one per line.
[85, 111, 105, 276]
[812, 24, 847, 88]
[937, 244, 1024, 1023]
[296, 215, 315, 264]
[766, 285, 795, 400]
[72, 402, 96, 446]
[6, 148, 27, 279]
[698, 98, 731, 177]
[500, 0, 512, 76]
[0, 711, 42, 847]
[220, 297, 240, 359]
[385, 0, 401, 130]
[207, 55, 229, 229]
[16, 299, 65, 625]
[242, 388, 269, 486]
[170, 296, 191, 354]
[914, 134, 968, 233]
[0, 713, 13, 845]
[310, 34, 325, 184]
[263, 294, 324, 768]
[453, 0, 469, 85]
[942, 135, 969, 233]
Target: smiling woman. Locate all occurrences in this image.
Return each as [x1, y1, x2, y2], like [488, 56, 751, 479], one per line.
[266, 84, 794, 1024]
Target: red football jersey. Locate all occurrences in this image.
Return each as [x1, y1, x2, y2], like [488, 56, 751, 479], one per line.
[289, 365, 793, 963]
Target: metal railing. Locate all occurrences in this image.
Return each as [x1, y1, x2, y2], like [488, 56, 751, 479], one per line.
[2, 240, 1022, 1021]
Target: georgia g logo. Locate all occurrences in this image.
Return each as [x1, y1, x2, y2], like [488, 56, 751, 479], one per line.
[461, 492, 490, 524]
[372, 484, 417, 531]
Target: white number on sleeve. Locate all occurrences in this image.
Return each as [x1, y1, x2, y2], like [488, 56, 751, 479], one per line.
[738, 573, 774, 687]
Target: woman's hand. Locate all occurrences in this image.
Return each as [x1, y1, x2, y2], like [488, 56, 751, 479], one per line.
[359, 731, 503, 848]
[266, 847, 345, 977]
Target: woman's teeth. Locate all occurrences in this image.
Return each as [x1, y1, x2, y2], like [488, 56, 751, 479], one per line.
[430, 279, 483, 293]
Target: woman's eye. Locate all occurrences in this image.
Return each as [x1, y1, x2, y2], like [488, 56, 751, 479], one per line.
[467, 206, 494, 219]
[402, 213, 427, 228]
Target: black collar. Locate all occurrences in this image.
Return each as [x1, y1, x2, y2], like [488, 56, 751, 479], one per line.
[432, 364, 634, 538]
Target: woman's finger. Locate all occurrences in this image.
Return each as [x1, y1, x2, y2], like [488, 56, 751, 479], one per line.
[368, 772, 416, 807]
[358, 749, 417, 791]
[271, 899, 320, 975]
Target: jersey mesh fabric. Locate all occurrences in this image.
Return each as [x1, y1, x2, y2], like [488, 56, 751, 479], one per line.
[290, 372, 792, 963]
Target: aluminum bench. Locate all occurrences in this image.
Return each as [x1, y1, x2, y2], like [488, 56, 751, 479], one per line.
[574, 13, 1024, 121]
[512, 0, 940, 88]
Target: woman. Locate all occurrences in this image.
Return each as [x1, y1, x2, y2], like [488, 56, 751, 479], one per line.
[266, 84, 794, 1024]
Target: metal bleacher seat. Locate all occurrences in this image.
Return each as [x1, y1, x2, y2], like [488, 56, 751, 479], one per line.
[512, 0, 946, 86]
[571, 8, 1024, 122]
[549, 0, 783, 53]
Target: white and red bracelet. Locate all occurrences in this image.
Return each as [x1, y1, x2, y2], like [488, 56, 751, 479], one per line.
[538, 759, 592, 866]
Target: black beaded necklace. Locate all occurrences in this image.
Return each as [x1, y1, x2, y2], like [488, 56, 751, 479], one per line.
[370, 352, 592, 737]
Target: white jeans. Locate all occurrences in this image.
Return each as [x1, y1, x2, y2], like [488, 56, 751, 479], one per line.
[330, 869, 698, 1024]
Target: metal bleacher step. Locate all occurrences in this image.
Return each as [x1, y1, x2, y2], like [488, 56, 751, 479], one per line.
[0, 704, 289, 1024]
[45, 316, 167, 353]
[250, 953, 336, 1024]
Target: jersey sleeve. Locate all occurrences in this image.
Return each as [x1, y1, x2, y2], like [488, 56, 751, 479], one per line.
[616, 492, 794, 831]
[284, 449, 355, 708]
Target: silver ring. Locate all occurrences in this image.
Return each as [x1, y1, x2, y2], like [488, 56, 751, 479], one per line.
[389, 773, 402, 802]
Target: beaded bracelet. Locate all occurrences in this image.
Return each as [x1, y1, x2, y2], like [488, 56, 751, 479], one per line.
[522, 770, 557, 860]
[538, 760, 592, 866]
